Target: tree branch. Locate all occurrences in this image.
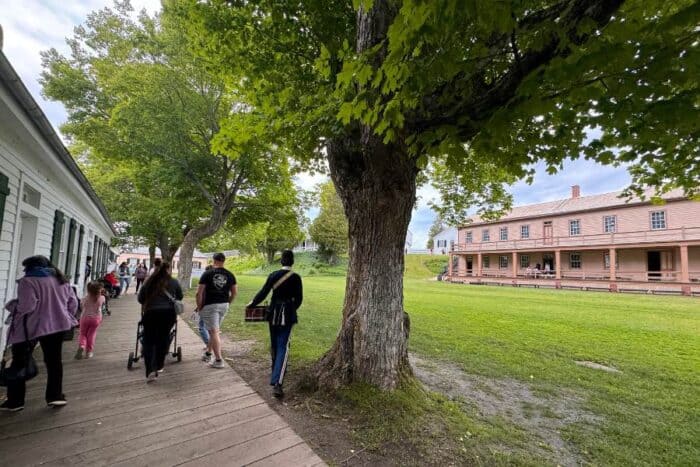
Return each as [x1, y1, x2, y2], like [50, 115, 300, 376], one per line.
[415, 0, 625, 135]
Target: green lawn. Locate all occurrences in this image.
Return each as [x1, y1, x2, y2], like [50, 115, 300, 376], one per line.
[224, 258, 699, 465]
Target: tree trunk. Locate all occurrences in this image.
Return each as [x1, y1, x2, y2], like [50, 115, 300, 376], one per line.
[266, 248, 276, 264]
[148, 243, 156, 268]
[157, 232, 180, 265]
[315, 0, 414, 391]
[178, 204, 233, 289]
[316, 130, 417, 390]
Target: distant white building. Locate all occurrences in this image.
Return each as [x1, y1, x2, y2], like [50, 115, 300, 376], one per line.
[0, 41, 114, 348]
[433, 227, 457, 254]
[294, 237, 318, 252]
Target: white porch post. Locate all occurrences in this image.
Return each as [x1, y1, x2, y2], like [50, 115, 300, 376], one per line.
[448, 253, 454, 278]
[511, 252, 518, 279]
[476, 253, 482, 277]
[554, 250, 561, 279]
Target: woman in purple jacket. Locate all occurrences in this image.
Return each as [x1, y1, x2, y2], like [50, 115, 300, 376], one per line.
[1, 255, 78, 412]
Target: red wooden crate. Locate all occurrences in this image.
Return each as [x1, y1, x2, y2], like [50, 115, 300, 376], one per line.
[244, 306, 267, 322]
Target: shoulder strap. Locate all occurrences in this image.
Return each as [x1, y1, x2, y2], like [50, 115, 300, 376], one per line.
[163, 289, 175, 303]
[273, 271, 295, 290]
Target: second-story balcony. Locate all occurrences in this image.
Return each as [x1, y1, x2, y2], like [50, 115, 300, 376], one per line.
[453, 226, 700, 253]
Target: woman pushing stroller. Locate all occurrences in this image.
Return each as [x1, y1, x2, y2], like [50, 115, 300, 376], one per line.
[137, 261, 182, 382]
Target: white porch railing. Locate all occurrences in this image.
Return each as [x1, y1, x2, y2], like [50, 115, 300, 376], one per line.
[453, 226, 700, 252]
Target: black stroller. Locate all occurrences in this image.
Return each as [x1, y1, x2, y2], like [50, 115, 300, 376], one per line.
[127, 318, 182, 369]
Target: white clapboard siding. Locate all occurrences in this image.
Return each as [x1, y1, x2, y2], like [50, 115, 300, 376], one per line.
[0, 61, 113, 349]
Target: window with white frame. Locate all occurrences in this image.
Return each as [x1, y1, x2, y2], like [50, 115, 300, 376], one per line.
[499, 255, 509, 268]
[483, 256, 490, 268]
[569, 252, 582, 269]
[603, 252, 619, 269]
[520, 255, 530, 268]
[482, 229, 490, 241]
[650, 211, 666, 230]
[569, 219, 581, 236]
[499, 227, 508, 241]
[520, 225, 529, 239]
[603, 215, 617, 233]
[466, 231, 473, 243]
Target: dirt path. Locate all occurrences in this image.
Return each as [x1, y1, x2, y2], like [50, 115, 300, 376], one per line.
[211, 324, 600, 466]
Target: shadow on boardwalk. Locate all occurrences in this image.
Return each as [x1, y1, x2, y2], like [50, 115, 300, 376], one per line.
[0, 294, 325, 466]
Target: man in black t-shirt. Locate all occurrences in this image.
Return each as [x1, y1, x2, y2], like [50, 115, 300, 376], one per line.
[196, 252, 237, 368]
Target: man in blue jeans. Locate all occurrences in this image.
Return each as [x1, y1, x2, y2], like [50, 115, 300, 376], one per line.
[247, 250, 303, 398]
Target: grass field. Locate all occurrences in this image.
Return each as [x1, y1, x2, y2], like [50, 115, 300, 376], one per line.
[222, 254, 699, 465]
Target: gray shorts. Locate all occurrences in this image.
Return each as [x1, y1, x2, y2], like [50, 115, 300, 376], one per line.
[199, 303, 229, 330]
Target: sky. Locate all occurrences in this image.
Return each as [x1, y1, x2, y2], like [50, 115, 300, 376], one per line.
[0, 0, 632, 250]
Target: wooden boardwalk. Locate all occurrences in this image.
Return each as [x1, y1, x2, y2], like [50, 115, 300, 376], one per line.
[0, 294, 325, 466]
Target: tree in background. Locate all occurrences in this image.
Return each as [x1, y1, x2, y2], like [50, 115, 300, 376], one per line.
[426, 216, 446, 250]
[41, 2, 290, 288]
[309, 182, 348, 265]
[77, 144, 196, 263]
[199, 167, 306, 263]
[176, 0, 699, 389]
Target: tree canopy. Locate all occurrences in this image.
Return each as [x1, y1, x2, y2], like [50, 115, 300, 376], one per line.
[41, 1, 293, 286]
[175, 0, 700, 389]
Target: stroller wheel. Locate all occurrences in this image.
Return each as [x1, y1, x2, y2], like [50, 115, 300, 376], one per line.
[176, 346, 182, 362]
[127, 351, 135, 370]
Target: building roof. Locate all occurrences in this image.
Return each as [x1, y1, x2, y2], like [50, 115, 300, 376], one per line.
[464, 187, 688, 227]
[0, 47, 116, 235]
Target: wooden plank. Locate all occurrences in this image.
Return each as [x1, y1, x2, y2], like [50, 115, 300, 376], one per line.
[64, 412, 285, 466]
[247, 442, 326, 467]
[1, 395, 266, 465]
[0, 295, 325, 466]
[179, 427, 306, 467]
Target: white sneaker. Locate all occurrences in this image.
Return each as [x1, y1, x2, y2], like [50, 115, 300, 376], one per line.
[209, 359, 225, 369]
[201, 352, 212, 363]
[86, 352, 94, 359]
[146, 372, 157, 383]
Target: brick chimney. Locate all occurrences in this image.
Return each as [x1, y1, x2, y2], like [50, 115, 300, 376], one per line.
[571, 185, 581, 199]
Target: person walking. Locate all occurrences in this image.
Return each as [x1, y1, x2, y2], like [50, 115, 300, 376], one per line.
[246, 250, 302, 398]
[196, 253, 236, 368]
[118, 262, 131, 295]
[1, 256, 78, 411]
[74, 281, 106, 360]
[137, 262, 182, 382]
[134, 263, 147, 293]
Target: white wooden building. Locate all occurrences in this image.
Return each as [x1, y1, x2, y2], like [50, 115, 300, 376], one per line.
[0, 42, 114, 348]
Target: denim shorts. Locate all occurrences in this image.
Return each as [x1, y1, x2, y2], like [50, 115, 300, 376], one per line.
[199, 303, 229, 330]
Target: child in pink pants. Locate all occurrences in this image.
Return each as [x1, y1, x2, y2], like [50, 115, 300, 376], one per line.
[75, 281, 106, 359]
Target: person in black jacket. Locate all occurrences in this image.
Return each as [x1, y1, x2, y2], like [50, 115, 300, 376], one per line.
[137, 262, 183, 382]
[247, 250, 302, 398]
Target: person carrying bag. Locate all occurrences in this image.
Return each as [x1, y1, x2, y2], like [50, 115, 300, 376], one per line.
[1, 255, 78, 412]
[0, 315, 39, 387]
[246, 250, 303, 399]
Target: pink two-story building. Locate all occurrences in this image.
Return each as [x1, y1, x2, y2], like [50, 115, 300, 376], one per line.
[448, 186, 700, 296]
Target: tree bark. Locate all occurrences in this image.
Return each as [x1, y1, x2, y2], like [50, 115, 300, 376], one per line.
[316, 128, 416, 390]
[148, 243, 156, 268]
[157, 232, 181, 265]
[266, 248, 276, 265]
[178, 203, 235, 289]
[314, 0, 415, 391]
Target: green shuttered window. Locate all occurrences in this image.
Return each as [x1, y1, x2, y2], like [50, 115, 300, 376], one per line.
[50, 210, 66, 265]
[0, 172, 9, 231]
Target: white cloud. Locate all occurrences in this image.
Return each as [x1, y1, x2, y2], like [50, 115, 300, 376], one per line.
[1, 0, 163, 139]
